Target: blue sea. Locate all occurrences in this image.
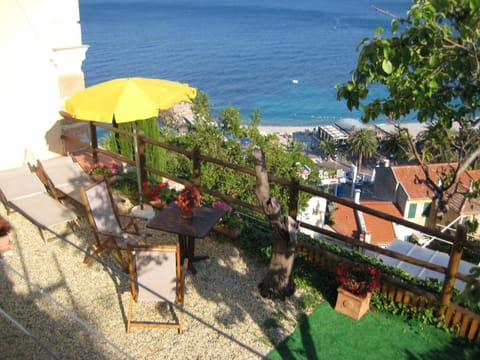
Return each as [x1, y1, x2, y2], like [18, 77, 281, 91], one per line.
[79, 0, 412, 126]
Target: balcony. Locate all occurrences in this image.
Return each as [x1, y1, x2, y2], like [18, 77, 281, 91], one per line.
[0, 122, 478, 357]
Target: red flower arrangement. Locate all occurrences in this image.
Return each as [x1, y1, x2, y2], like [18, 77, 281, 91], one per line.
[142, 180, 176, 203]
[175, 185, 201, 212]
[336, 261, 381, 298]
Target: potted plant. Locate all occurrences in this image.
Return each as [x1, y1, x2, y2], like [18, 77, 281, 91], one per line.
[142, 180, 177, 209]
[211, 201, 243, 239]
[175, 185, 201, 219]
[334, 260, 381, 320]
[0, 216, 12, 256]
[89, 162, 120, 184]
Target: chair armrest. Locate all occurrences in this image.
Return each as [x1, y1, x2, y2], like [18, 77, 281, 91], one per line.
[93, 230, 125, 239]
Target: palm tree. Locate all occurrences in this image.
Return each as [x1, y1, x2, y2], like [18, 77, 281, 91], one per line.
[319, 139, 337, 162]
[348, 128, 378, 173]
[381, 129, 413, 165]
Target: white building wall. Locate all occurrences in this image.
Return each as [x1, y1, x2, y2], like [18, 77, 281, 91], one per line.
[0, 0, 87, 170]
[298, 196, 326, 239]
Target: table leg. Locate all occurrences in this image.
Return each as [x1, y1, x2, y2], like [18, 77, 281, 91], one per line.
[178, 234, 209, 274]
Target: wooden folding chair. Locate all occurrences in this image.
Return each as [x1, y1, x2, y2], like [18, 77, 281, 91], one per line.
[36, 155, 91, 205]
[126, 243, 188, 334]
[80, 180, 145, 269]
[0, 166, 77, 243]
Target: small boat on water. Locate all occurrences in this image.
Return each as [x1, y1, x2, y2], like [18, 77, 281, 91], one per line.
[292, 79, 299, 85]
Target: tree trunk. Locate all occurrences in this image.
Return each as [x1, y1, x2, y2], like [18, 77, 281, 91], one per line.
[253, 146, 298, 300]
[357, 153, 363, 174]
[425, 196, 446, 230]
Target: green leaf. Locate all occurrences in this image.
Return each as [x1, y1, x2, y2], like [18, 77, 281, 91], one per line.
[428, 79, 439, 91]
[375, 26, 384, 36]
[428, 55, 439, 67]
[382, 59, 393, 74]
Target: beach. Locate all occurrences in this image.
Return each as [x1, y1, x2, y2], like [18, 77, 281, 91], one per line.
[256, 121, 429, 183]
[257, 122, 428, 137]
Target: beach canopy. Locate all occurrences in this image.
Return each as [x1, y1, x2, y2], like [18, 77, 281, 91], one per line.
[63, 77, 197, 123]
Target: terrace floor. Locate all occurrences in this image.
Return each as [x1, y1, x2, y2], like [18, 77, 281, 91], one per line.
[1, 178, 478, 359]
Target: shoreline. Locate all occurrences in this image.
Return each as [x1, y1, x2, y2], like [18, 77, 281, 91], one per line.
[257, 121, 428, 137]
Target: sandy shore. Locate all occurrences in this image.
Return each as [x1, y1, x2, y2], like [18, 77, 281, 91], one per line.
[258, 125, 315, 135]
[257, 122, 428, 137]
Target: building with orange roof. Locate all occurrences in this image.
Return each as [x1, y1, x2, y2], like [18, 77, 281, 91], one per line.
[372, 163, 480, 237]
[331, 195, 403, 247]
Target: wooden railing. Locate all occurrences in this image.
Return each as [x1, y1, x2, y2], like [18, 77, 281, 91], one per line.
[62, 121, 480, 343]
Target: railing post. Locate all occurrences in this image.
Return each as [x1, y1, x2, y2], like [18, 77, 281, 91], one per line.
[192, 146, 201, 187]
[138, 130, 147, 185]
[288, 178, 300, 219]
[439, 224, 467, 312]
[89, 122, 98, 164]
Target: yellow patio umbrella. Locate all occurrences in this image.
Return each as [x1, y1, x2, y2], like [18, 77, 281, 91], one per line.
[64, 77, 196, 123]
[63, 77, 197, 209]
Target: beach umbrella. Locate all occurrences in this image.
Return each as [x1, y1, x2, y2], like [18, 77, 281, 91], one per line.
[63, 77, 197, 209]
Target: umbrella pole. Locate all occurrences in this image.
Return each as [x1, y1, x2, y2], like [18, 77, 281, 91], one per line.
[133, 122, 144, 210]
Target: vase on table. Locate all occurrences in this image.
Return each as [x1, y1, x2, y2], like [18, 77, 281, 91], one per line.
[180, 207, 193, 220]
[334, 286, 371, 320]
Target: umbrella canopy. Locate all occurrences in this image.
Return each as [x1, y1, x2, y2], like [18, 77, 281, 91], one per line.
[62, 77, 196, 211]
[64, 77, 197, 122]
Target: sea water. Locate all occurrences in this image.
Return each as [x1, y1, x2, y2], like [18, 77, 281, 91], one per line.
[79, 0, 412, 126]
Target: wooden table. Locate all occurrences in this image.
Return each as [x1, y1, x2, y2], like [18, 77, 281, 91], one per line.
[146, 206, 225, 274]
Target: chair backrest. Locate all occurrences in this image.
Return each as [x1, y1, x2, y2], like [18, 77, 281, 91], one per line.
[129, 245, 180, 303]
[38, 156, 90, 188]
[0, 166, 46, 200]
[82, 181, 123, 235]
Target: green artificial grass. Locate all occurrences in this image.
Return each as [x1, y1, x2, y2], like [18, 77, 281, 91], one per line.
[267, 302, 480, 360]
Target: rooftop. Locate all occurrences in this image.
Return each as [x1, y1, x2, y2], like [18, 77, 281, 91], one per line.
[331, 199, 402, 247]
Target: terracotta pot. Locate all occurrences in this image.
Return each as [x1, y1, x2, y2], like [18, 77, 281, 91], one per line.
[334, 286, 371, 320]
[90, 174, 117, 185]
[148, 200, 168, 210]
[212, 225, 241, 239]
[0, 234, 12, 256]
[90, 173, 104, 182]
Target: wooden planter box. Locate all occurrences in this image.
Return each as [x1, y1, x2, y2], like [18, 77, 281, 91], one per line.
[212, 225, 241, 239]
[335, 287, 371, 320]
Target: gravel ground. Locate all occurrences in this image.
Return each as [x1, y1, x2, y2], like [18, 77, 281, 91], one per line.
[0, 197, 312, 359]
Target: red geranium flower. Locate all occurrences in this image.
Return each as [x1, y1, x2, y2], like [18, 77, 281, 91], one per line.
[336, 261, 381, 298]
[175, 185, 201, 212]
[142, 180, 176, 203]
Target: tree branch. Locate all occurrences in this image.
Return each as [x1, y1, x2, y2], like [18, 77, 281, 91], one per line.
[371, 5, 408, 23]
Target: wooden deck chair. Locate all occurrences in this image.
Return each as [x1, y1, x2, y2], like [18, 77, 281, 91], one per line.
[0, 166, 77, 243]
[35, 156, 92, 205]
[126, 243, 188, 334]
[80, 180, 145, 269]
